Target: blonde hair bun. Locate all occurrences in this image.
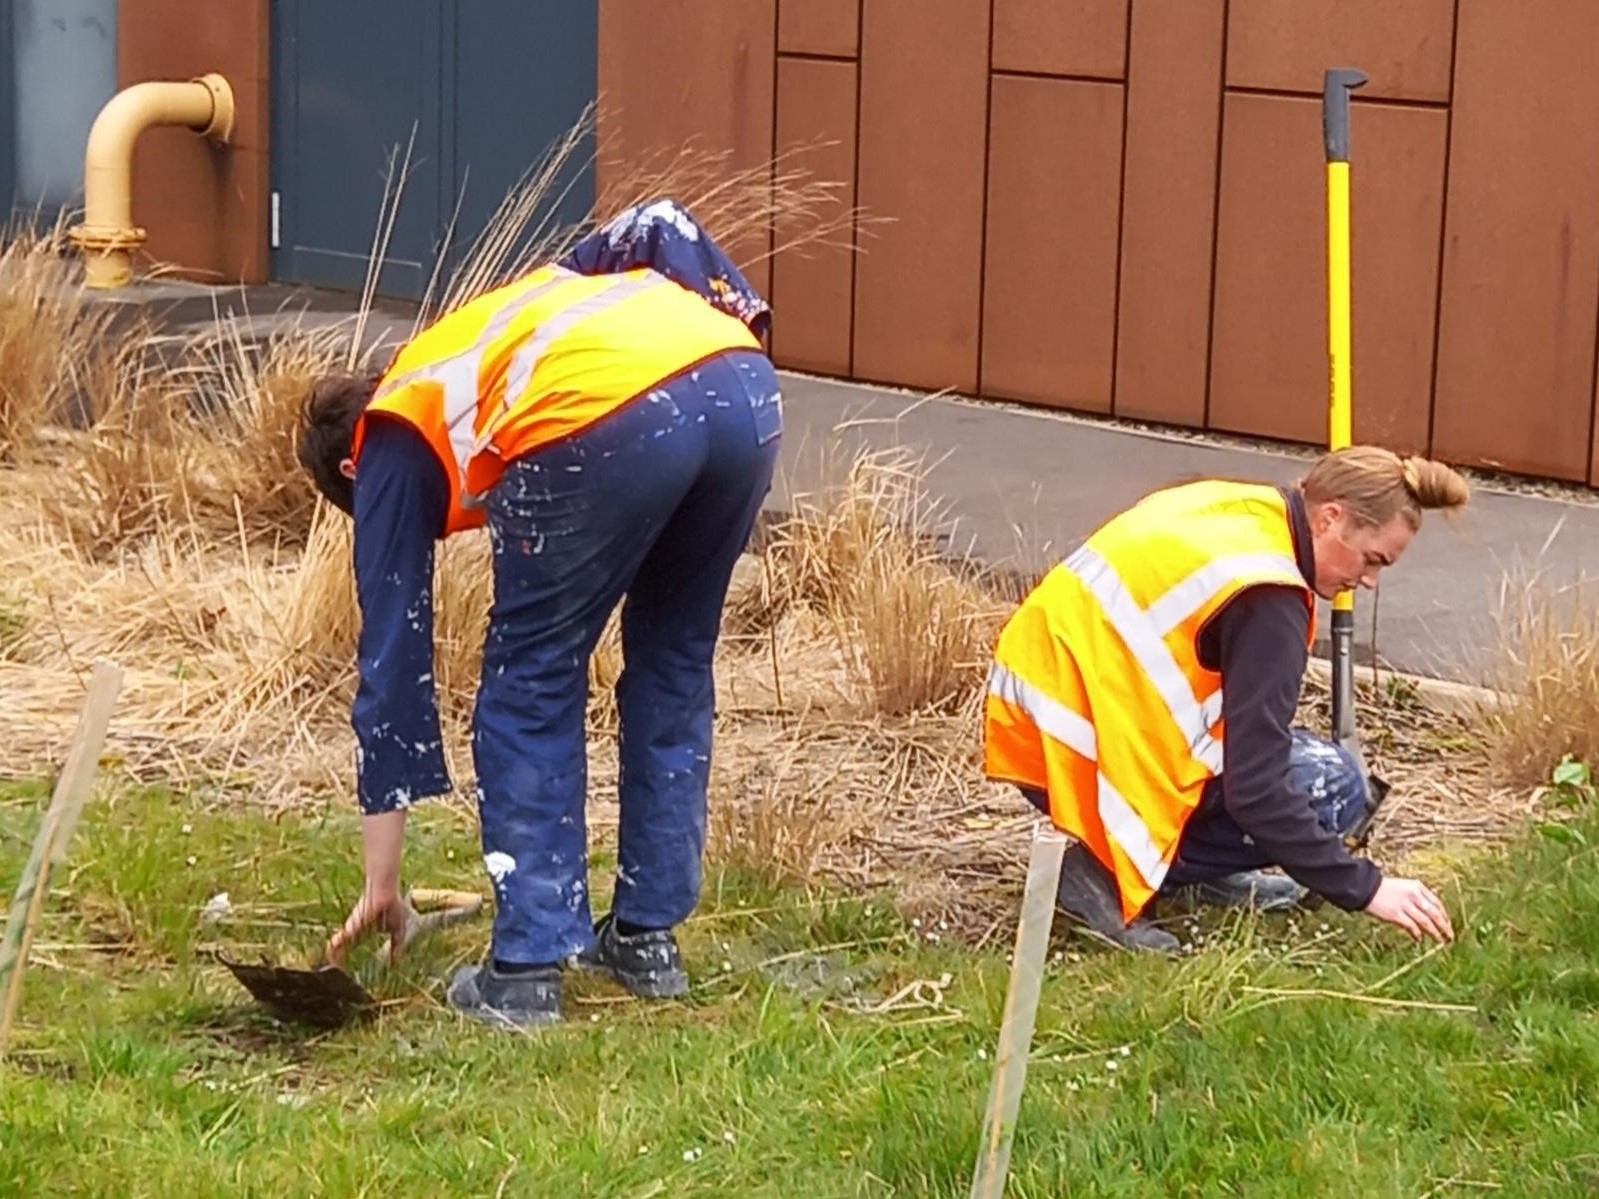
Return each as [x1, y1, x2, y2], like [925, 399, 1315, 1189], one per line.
[1401, 455, 1471, 511]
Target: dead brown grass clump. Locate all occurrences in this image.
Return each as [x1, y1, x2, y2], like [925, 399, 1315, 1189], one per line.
[48, 318, 362, 553]
[1481, 569, 1599, 789]
[0, 217, 119, 462]
[737, 447, 1009, 718]
[188, 319, 359, 541]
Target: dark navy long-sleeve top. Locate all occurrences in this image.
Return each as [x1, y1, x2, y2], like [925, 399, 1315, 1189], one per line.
[350, 200, 769, 814]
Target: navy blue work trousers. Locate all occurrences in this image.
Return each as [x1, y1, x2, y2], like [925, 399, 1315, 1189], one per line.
[472, 348, 782, 965]
[1021, 729, 1368, 889]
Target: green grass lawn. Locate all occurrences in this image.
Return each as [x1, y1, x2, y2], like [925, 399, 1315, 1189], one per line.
[1, 778, 1596, 1198]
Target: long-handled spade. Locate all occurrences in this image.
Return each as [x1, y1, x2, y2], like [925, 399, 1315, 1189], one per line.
[1322, 67, 1393, 846]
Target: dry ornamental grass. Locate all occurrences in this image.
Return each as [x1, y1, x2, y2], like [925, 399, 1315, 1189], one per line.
[0, 112, 1578, 940]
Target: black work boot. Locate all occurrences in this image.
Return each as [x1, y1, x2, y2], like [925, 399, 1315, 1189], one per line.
[576, 913, 690, 999]
[446, 961, 563, 1029]
[1055, 841, 1181, 954]
[1180, 870, 1307, 913]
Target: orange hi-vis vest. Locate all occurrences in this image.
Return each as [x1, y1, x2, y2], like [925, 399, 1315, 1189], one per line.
[351, 263, 761, 535]
[984, 480, 1316, 921]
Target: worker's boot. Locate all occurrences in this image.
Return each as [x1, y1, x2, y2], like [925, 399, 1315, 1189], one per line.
[1178, 870, 1307, 913]
[576, 913, 690, 998]
[1055, 842, 1181, 954]
[446, 961, 563, 1029]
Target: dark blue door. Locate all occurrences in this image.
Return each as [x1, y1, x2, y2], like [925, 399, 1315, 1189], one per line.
[270, 0, 596, 301]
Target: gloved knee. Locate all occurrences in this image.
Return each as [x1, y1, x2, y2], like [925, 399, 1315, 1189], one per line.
[1287, 729, 1367, 836]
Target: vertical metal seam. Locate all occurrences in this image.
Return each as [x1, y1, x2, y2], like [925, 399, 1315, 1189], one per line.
[847, 0, 866, 377]
[1108, 0, 1136, 417]
[973, 0, 997, 399]
[1427, 0, 1463, 461]
[767, 0, 780, 311]
[1201, 0, 1232, 431]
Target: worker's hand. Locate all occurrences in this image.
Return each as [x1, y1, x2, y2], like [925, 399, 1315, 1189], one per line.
[1363, 877, 1455, 944]
[326, 809, 410, 966]
[326, 881, 408, 967]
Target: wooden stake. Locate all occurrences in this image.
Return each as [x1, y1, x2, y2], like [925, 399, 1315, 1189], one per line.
[969, 821, 1067, 1199]
[0, 659, 123, 1057]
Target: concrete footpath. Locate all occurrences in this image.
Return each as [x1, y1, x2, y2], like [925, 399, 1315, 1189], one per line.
[95, 279, 1598, 686]
[771, 372, 1599, 686]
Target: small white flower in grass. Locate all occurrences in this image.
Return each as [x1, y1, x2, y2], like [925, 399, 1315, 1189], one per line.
[201, 892, 231, 923]
[683, 1147, 703, 1163]
[589, 1013, 600, 1023]
[181, 823, 192, 835]
[723, 1131, 736, 1145]
[637, 1145, 650, 1157]
[186, 855, 197, 867]
[1106, 1059, 1119, 1071]
[721, 960, 732, 973]
[1119, 1045, 1131, 1057]
[1067, 1081, 1080, 1092]
[977, 1048, 988, 1061]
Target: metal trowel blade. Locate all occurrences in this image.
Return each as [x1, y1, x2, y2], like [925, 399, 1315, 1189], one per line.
[219, 955, 377, 1030]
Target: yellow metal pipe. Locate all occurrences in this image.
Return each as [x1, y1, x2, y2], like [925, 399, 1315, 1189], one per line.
[68, 73, 236, 289]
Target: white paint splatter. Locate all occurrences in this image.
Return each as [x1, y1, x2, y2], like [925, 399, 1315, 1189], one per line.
[605, 199, 701, 246]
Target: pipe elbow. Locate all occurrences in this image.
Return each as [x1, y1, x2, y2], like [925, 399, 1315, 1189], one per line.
[70, 74, 236, 288]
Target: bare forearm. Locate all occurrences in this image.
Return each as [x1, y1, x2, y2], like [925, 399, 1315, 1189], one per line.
[361, 809, 406, 894]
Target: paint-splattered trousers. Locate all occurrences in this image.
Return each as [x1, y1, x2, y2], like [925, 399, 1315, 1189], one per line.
[1021, 728, 1367, 888]
[1158, 729, 1367, 888]
[473, 348, 783, 966]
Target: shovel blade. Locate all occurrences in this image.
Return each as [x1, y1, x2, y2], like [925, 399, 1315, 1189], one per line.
[1338, 733, 1392, 850]
[220, 956, 376, 1030]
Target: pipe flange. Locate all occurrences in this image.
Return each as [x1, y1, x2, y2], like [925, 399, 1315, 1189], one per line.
[190, 73, 236, 144]
[68, 223, 148, 254]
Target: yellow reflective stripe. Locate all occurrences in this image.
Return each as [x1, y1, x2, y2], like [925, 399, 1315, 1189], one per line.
[1143, 553, 1303, 636]
[480, 273, 673, 449]
[988, 663, 1167, 889]
[988, 663, 1096, 760]
[374, 268, 579, 403]
[1096, 773, 1169, 890]
[1065, 545, 1224, 774]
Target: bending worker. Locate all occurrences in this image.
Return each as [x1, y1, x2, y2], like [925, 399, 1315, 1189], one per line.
[984, 447, 1466, 952]
[295, 199, 781, 1027]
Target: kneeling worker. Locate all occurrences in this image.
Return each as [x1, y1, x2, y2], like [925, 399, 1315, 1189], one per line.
[296, 200, 782, 1025]
[984, 447, 1465, 951]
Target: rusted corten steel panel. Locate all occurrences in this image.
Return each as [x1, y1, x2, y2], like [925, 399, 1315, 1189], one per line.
[1225, 0, 1455, 103]
[1433, 1, 1599, 482]
[1209, 93, 1445, 452]
[1114, 0, 1226, 429]
[770, 57, 859, 377]
[991, 0, 1128, 80]
[981, 76, 1122, 412]
[778, 0, 859, 58]
[118, 0, 270, 284]
[853, 0, 989, 393]
[597, 0, 776, 296]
